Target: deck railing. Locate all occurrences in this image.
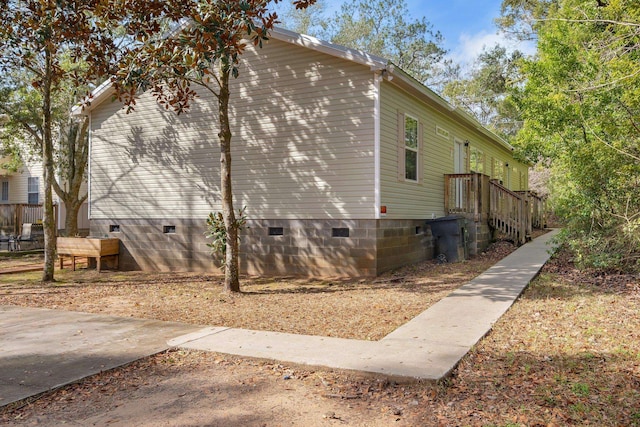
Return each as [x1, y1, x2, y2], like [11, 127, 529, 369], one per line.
[445, 173, 541, 245]
[490, 180, 528, 244]
[516, 191, 547, 229]
[444, 173, 491, 222]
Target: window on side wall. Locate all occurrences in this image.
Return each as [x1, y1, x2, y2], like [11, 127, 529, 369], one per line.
[1, 181, 8, 202]
[492, 158, 504, 183]
[27, 177, 39, 204]
[398, 112, 422, 183]
[470, 147, 484, 174]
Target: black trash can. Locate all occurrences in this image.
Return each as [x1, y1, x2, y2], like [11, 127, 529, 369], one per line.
[425, 215, 468, 263]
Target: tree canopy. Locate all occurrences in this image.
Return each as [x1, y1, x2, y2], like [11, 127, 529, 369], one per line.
[443, 45, 524, 139]
[280, 0, 452, 88]
[113, 0, 316, 292]
[505, 0, 640, 270]
[0, 0, 123, 280]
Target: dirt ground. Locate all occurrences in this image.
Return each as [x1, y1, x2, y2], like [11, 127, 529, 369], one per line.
[2, 234, 639, 426]
[0, 240, 516, 340]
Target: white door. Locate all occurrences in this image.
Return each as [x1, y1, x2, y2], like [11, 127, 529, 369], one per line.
[454, 140, 467, 209]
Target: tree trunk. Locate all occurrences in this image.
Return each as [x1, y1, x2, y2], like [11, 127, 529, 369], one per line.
[218, 64, 240, 293]
[51, 117, 89, 239]
[63, 200, 81, 237]
[41, 48, 56, 282]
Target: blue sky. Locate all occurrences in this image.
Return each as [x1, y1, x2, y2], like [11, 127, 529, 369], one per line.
[275, 0, 533, 66]
[407, 0, 536, 65]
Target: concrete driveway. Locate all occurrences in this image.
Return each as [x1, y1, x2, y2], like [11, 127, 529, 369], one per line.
[0, 306, 200, 407]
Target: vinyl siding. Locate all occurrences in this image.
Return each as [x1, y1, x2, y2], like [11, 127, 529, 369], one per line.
[0, 161, 44, 204]
[90, 37, 376, 220]
[379, 81, 528, 219]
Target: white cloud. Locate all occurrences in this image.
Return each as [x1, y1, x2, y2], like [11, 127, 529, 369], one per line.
[449, 30, 536, 70]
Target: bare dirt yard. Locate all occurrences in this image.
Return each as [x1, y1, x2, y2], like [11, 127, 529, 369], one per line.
[1, 236, 639, 426]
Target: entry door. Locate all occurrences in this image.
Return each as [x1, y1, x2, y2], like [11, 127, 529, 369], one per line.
[454, 140, 467, 174]
[454, 140, 467, 209]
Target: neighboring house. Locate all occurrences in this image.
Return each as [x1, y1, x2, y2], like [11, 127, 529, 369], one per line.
[0, 158, 43, 205]
[0, 157, 89, 236]
[76, 27, 539, 276]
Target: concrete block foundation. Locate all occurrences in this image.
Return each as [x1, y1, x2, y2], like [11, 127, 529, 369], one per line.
[90, 218, 436, 277]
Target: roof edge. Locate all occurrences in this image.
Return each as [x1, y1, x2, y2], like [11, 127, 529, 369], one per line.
[386, 66, 515, 153]
[73, 25, 517, 157]
[71, 78, 114, 116]
[270, 26, 389, 70]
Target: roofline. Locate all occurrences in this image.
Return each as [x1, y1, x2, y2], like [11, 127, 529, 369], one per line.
[269, 26, 389, 70]
[71, 78, 113, 116]
[269, 27, 514, 153]
[385, 66, 515, 153]
[73, 25, 516, 155]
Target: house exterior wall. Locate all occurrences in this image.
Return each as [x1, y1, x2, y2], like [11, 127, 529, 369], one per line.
[91, 217, 432, 276]
[0, 161, 44, 205]
[379, 81, 451, 219]
[379, 81, 529, 220]
[86, 33, 529, 277]
[89, 37, 377, 222]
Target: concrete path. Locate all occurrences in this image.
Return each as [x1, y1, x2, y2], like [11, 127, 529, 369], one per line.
[0, 229, 559, 408]
[0, 307, 200, 407]
[174, 229, 560, 381]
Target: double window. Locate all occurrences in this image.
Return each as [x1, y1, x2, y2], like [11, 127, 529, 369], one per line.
[398, 112, 422, 183]
[27, 177, 39, 204]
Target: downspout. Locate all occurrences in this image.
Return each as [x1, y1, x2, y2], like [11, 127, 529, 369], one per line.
[373, 71, 382, 220]
[87, 113, 91, 224]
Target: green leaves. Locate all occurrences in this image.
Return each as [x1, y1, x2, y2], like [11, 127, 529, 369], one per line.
[205, 207, 248, 269]
[510, 0, 640, 271]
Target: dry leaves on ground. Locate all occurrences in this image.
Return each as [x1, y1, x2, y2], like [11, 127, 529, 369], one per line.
[2, 238, 640, 426]
[0, 239, 517, 340]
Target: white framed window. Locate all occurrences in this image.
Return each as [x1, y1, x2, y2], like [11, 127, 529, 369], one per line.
[1, 181, 8, 202]
[397, 112, 422, 183]
[27, 177, 39, 204]
[470, 146, 485, 174]
[404, 115, 419, 181]
[492, 158, 504, 183]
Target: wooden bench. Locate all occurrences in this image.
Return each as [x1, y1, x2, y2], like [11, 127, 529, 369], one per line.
[57, 237, 119, 272]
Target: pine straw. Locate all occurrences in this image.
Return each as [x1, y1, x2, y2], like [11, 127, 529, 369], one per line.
[2, 237, 640, 426]
[0, 240, 516, 341]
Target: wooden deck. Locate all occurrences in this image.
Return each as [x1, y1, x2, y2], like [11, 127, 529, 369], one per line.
[0, 204, 57, 235]
[445, 173, 546, 244]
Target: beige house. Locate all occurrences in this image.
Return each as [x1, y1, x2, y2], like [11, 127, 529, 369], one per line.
[0, 157, 89, 236]
[78, 27, 536, 276]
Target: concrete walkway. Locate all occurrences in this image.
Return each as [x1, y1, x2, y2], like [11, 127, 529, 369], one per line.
[0, 229, 559, 407]
[173, 229, 560, 381]
[0, 307, 201, 407]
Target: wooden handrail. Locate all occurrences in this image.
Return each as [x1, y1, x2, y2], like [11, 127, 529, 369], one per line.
[489, 181, 527, 244]
[444, 174, 546, 245]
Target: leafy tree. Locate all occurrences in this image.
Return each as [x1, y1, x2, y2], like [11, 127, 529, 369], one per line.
[279, 0, 452, 88]
[507, 0, 640, 270]
[443, 45, 524, 139]
[0, 68, 90, 238]
[113, 0, 316, 293]
[497, 0, 558, 40]
[0, 0, 121, 281]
